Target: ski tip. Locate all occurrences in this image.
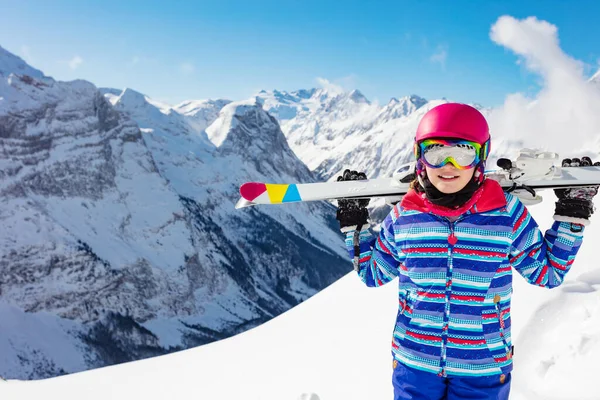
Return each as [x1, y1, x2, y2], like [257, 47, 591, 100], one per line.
[235, 197, 256, 209]
[239, 182, 267, 201]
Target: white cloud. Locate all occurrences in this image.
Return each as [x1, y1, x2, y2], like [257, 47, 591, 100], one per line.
[180, 62, 195, 75]
[316, 74, 363, 93]
[316, 77, 345, 95]
[488, 15, 600, 155]
[68, 56, 83, 70]
[430, 45, 448, 69]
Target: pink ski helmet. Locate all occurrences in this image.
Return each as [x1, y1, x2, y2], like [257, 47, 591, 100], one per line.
[415, 103, 490, 144]
[414, 103, 491, 183]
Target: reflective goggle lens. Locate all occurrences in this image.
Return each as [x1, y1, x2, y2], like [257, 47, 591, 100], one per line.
[419, 139, 482, 169]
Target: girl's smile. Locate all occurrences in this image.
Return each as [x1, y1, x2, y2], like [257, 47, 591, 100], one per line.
[425, 164, 475, 194]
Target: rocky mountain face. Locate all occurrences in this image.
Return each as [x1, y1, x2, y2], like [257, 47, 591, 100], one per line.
[0, 47, 349, 380]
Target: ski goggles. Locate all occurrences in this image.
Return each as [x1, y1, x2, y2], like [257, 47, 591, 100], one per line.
[415, 138, 490, 169]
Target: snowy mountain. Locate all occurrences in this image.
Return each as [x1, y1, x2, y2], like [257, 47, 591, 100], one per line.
[1, 196, 599, 400]
[0, 46, 349, 380]
[256, 82, 600, 182]
[0, 46, 48, 81]
[255, 88, 439, 179]
[173, 98, 232, 134]
[379, 95, 428, 121]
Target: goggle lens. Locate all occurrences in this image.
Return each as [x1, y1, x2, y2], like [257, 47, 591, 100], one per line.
[418, 139, 484, 169]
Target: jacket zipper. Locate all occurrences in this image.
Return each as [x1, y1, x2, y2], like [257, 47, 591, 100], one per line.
[494, 301, 511, 356]
[437, 216, 465, 378]
[430, 205, 508, 376]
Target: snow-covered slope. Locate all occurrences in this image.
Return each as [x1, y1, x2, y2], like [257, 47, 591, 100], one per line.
[101, 88, 230, 138]
[590, 69, 600, 89]
[174, 98, 231, 134]
[0, 46, 47, 81]
[2, 195, 599, 400]
[0, 46, 350, 380]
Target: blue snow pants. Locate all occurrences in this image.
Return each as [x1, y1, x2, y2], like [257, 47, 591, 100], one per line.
[392, 362, 511, 400]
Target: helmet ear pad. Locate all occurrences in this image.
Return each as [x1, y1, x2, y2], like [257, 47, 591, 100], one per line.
[474, 162, 486, 184]
[415, 158, 425, 177]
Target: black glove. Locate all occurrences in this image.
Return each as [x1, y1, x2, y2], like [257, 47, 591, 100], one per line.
[554, 157, 599, 225]
[336, 169, 370, 231]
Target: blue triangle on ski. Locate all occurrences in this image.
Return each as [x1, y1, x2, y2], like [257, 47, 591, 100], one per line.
[282, 184, 301, 203]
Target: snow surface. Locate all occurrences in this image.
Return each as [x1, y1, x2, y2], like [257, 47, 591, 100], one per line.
[1, 195, 599, 399]
[0, 46, 46, 80]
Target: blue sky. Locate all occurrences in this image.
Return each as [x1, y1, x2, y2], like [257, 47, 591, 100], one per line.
[0, 0, 598, 107]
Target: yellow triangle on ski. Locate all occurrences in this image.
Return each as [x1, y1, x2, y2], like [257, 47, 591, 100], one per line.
[265, 184, 289, 203]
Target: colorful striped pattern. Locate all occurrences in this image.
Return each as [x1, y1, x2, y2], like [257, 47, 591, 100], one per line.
[240, 182, 302, 204]
[345, 182, 585, 378]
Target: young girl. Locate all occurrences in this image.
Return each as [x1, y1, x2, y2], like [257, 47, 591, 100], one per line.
[336, 103, 598, 400]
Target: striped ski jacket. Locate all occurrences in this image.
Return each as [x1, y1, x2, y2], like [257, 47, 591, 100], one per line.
[344, 179, 585, 378]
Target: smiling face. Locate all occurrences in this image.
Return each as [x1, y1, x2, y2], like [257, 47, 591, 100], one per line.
[424, 164, 475, 193]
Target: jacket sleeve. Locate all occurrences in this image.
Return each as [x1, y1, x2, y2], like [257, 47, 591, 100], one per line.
[344, 208, 406, 287]
[509, 197, 585, 288]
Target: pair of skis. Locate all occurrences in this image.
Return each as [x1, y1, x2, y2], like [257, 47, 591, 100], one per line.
[236, 150, 600, 209]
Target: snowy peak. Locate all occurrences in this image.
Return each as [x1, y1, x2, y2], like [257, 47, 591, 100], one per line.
[256, 87, 373, 122]
[292, 88, 316, 99]
[205, 98, 311, 180]
[206, 98, 279, 147]
[114, 88, 157, 110]
[102, 89, 229, 135]
[101, 87, 172, 114]
[104, 87, 191, 135]
[311, 87, 371, 108]
[0, 45, 46, 80]
[99, 87, 124, 104]
[269, 88, 316, 103]
[255, 89, 315, 121]
[348, 89, 369, 104]
[386, 94, 427, 108]
[174, 98, 231, 117]
[0, 45, 55, 112]
[380, 94, 427, 119]
[173, 98, 231, 134]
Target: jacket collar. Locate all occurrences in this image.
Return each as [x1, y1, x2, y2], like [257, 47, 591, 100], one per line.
[400, 179, 507, 217]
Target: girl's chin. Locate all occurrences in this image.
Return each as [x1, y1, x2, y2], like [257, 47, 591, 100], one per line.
[434, 182, 466, 193]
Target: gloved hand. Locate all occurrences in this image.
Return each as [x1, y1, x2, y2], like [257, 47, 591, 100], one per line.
[554, 157, 599, 226]
[336, 169, 370, 231]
